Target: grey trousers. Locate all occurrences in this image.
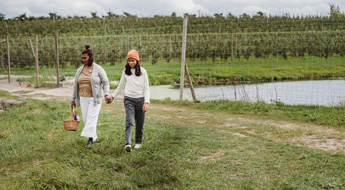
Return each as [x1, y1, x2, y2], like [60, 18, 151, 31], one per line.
[124, 96, 145, 145]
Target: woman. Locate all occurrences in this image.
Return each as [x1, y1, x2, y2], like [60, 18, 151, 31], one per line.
[110, 49, 149, 152]
[71, 45, 111, 148]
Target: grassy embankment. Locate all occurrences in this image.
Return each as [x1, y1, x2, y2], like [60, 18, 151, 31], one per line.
[1, 90, 344, 189]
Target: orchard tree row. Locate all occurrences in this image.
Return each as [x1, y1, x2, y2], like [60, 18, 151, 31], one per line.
[1, 30, 344, 68]
[0, 5, 344, 37]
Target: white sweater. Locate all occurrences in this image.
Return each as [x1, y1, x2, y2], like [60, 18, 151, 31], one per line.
[112, 67, 150, 103]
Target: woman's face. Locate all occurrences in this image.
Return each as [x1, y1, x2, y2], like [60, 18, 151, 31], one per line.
[82, 54, 89, 65]
[128, 58, 137, 68]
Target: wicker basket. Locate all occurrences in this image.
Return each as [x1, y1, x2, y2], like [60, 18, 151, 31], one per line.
[63, 108, 79, 131]
[63, 120, 79, 131]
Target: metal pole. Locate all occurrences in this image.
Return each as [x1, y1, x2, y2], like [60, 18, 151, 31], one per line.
[55, 32, 60, 87]
[180, 15, 188, 100]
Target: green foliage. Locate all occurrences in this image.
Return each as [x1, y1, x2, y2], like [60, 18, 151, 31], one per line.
[0, 13, 6, 21]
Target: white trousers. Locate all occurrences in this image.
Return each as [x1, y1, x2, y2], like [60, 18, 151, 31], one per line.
[80, 97, 102, 141]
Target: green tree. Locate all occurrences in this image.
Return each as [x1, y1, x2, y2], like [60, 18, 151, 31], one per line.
[16, 13, 27, 22]
[0, 13, 5, 21]
[329, 4, 342, 18]
[48, 12, 60, 21]
[90, 11, 98, 18]
[106, 10, 119, 18]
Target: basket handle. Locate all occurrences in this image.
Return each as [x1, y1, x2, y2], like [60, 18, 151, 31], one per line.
[69, 107, 75, 120]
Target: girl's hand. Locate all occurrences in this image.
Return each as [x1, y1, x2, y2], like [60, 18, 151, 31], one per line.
[105, 95, 112, 104]
[142, 102, 149, 112]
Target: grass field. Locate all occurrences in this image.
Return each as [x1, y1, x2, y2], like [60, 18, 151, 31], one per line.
[2, 55, 345, 86]
[1, 90, 344, 189]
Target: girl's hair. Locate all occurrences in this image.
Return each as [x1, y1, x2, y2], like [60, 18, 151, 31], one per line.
[125, 61, 141, 76]
[81, 45, 94, 66]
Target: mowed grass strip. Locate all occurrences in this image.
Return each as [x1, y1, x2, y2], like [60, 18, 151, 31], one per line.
[0, 91, 344, 189]
[4, 55, 345, 86]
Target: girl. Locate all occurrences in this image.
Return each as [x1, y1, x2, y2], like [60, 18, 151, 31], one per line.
[111, 49, 150, 152]
[71, 45, 111, 148]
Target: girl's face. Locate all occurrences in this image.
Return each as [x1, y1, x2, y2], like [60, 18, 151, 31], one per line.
[82, 54, 89, 65]
[128, 58, 137, 68]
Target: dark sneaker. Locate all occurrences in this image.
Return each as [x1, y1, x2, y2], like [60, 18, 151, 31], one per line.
[84, 138, 93, 149]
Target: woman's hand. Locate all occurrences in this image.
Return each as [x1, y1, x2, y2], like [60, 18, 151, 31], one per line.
[105, 95, 112, 104]
[71, 101, 76, 109]
[142, 102, 149, 112]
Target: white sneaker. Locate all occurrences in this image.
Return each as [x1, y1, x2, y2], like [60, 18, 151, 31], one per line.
[125, 145, 132, 152]
[134, 144, 142, 149]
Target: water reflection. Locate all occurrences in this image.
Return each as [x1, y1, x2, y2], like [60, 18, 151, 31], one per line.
[150, 80, 345, 106]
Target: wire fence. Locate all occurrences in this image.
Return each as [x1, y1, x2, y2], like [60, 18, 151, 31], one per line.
[0, 19, 345, 106]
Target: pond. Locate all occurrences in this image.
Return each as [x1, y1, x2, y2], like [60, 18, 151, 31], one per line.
[150, 80, 345, 106]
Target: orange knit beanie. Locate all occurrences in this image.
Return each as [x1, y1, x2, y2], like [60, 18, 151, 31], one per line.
[127, 49, 139, 61]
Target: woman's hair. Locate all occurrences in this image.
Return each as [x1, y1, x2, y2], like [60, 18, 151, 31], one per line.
[125, 61, 141, 76]
[81, 45, 94, 66]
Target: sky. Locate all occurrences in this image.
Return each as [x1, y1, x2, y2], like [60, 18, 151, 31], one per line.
[0, 0, 344, 19]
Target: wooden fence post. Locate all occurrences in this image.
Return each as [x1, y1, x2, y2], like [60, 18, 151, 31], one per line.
[185, 63, 196, 101]
[6, 36, 10, 83]
[127, 34, 129, 52]
[5, 22, 8, 34]
[29, 37, 35, 58]
[179, 15, 196, 101]
[231, 33, 234, 64]
[180, 15, 188, 100]
[139, 34, 142, 48]
[169, 35, 172, 63]
[35, 35, 39, 88]
[55, 32, 60, 87]
[235, 33, 238, 61]
[15, 22, 18, 36]
[0, 40, 6, 72]
[1, 56, 4, 72]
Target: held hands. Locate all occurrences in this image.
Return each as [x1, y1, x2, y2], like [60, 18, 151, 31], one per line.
[142, 102, 149, 112]
[105, 95, 113, 104]
[104, 96, 148, 112]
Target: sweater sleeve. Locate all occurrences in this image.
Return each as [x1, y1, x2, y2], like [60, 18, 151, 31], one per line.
[99, 65, 110, 96]
[112, 69, 126, 99]
[71, 66, 83, 102]
[143, 69, 150, 103]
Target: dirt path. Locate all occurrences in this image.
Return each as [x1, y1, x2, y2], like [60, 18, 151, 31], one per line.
[146, 104, 345, 155]
[0, 75, 75, 100]
[1, 75, 344, 155]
